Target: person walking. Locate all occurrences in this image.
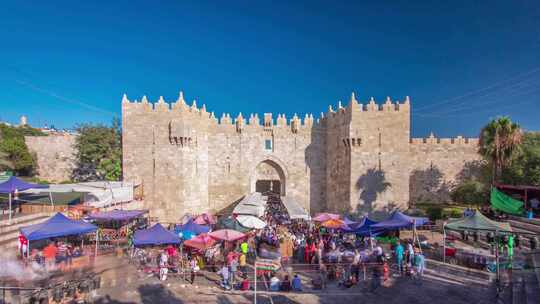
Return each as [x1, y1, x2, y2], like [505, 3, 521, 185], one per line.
[414, 250, 426, 285]
[190, 257, 199, 284]
[230, 256, 238, 287]
[159, 250, 169, 281]
[219, 263, 231, 290]
[395, 240, 404, 275]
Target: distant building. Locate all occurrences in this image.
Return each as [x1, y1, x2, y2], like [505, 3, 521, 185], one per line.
[19, 115, 27, 126]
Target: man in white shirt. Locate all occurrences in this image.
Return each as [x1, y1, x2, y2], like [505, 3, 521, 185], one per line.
[219, 264, 230, 290]
[159, 251, 169, 281]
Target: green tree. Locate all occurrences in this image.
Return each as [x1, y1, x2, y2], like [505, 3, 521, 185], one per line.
[478, 117, 522, 183]
[0, 124, 44, 175]
[501, 132, 540, 186]
[72, 118, 122, 181]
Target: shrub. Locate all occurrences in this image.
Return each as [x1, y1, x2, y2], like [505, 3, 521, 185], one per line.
[426, 206, 443, 221]
[450, 180, 488, 205]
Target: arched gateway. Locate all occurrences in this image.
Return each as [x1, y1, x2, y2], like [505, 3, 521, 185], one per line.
[250, 159, 286, 195]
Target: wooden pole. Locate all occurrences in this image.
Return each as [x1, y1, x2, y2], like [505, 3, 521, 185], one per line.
[442, 223, 446, 264]
[95, 230, 99, 257]
[49, 191, 54, 207]
[495, 229, 500, 284]
[8, 193, 12, 223]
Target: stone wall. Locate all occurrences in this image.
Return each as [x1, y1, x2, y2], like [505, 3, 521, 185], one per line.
[25, 134, 77, 182]
[409, 135, 481, 204]
[121, 91, 481, 222]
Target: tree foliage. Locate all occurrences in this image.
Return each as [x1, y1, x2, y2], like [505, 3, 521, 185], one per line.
[450, 180, 488, 205]
[72, 118, 121, 181]
[501, 132, 540, 186]
[478, 117, 522, 183]
[0, 124, 45, 175]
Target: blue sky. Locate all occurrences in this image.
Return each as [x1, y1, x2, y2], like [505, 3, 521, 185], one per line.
[0, 1, 539, 137]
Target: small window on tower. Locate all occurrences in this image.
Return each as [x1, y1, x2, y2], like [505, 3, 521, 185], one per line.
[265, 139, 272, 150]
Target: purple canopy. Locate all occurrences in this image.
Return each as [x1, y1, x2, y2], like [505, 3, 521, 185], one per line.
[88, 210, 148, 221]
[343, 216, 359, 226]
[371, 211, 429, 230]
[342, 216, 378, 233]
[0, 176, 48, 193]
[133, 223, 181, 246]
[20, 213, 97, 241]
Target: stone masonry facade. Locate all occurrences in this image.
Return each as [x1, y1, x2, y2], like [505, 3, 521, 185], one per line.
[122, 92, 481, 222]
[25, 134, 77, 182]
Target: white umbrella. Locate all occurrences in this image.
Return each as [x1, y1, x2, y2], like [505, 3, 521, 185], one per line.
[236, 215, 267, 229]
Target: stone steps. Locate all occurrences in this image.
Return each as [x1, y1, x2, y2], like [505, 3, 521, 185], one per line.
[0, 212, 53, 248]
[508, 219, 540, 235]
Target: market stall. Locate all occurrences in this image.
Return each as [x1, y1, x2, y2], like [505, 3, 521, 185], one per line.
[0, 176, 49, 222]
[20, 212, 98, 263]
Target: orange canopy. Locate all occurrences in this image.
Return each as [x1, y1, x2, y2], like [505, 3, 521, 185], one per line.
[321, 219, 346, 229]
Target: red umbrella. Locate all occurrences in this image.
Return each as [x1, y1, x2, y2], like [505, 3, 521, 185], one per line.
[313, 213, 341, 222]
[209, 229, 246, 242]
[183, 233, 216, 250]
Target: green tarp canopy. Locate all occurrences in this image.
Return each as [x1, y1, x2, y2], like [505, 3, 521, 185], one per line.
[445, 211, 512, 233]
[490, 187, 524, 216]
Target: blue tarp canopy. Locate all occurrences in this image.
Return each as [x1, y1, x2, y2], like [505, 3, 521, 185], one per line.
[88, 209, 148, 221]
[175, 219, 210, 239]
[20, 213, 97, 241]
[133, 223, 181, 246]
[0, 176, 48, 193]
[342, 217, 383, 236]
[371, 211, 429, 230]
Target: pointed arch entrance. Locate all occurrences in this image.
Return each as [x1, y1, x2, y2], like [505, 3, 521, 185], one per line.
[250, 159, 286, 196]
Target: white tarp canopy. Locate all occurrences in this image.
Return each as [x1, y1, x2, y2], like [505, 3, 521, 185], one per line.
[236, 214, 267, 229]
[282, 196, 310, 220]
[24, 181, 134, 208]
[233, 192, 267, 217]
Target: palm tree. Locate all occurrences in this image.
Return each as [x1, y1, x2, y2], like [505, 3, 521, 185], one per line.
[479, 117, 523, 184]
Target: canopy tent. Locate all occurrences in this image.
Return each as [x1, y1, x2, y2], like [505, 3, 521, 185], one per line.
[217, 216, 252, 233]
[209, 229, 246, 242]
[321, 219, 346, 229]
[183, 233, 216, 250]
[490, 187, 525, 216]
[371, 211, 429, 230]
[236, 215, 267, 229]
[133, 223, 181, 246]
[342, 217, 381, 235]
[87, 209, 148, 222]
[233, 192, 267, 217]
[0, 176, 49, 222]
[312, 213, 341, 222]
[281, 196, 310, 220]
[26, 181, 134, 208]
[445, 211, 512, 233]
[193, 213, 217, 225]
[343, 216, 358, 227]
[20, 213, 97, 241]
[176, 219, 211, 239]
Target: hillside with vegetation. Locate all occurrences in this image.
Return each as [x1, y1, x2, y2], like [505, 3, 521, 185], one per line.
[0, 123, 46, 176]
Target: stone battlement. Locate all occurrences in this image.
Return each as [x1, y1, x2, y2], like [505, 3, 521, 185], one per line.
[122, 91, 411, 130]
[410, 134, 479, 145]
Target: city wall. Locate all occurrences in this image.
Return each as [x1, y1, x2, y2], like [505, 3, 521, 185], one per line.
[121, 92, 481, 222]
[25, 134, 77, 182]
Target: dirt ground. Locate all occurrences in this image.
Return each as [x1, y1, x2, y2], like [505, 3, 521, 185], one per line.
[88, 254, 500, 304]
